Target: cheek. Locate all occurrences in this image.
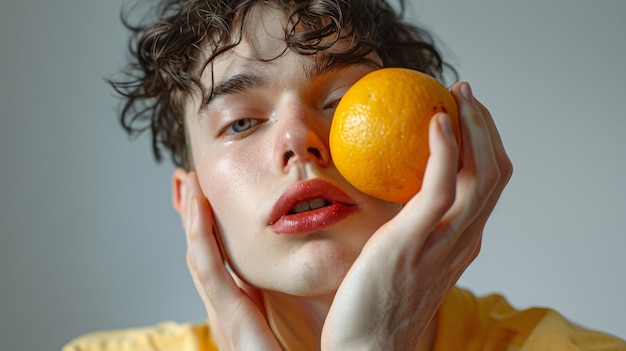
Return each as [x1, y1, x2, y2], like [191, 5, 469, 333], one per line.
[194, 147, 271, 251]
[196, 146, 265, 206]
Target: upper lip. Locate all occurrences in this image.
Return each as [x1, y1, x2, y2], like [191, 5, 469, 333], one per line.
[268, 178, 357, 225]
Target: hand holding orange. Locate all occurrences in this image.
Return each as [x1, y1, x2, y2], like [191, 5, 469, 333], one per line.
[329, 68, 461, 203]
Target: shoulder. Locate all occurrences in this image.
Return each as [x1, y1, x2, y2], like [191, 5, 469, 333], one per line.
[434, 287, 626, 351]
[523, 310, 626, 350]
[62, 321, 218, 351]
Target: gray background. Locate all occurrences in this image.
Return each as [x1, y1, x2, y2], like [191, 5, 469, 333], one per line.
[1, 1, 625, 350]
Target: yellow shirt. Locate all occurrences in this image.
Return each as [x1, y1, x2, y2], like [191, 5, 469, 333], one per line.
[63, 287, 626, 350]
[432, 288, 626, 351]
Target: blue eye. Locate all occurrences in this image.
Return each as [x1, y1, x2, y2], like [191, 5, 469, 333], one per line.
[228, 118, 260, 134]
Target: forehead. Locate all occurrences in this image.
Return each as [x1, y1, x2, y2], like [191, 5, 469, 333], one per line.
[209, 5, 290, 85]
[206, 3, 361, 89]
[183, 3, 380, 118]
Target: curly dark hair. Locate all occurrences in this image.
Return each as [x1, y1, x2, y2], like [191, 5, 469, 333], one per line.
[110, 0, 457, 170]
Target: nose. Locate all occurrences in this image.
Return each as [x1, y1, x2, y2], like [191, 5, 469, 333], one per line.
[274, 103, 331, 172]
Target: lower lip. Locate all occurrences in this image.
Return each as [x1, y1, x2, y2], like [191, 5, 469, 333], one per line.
[269, 203, 357, 234]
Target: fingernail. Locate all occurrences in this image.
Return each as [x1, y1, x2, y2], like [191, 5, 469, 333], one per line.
[438, 113, 454, 140]
[460, 82, 474, 104]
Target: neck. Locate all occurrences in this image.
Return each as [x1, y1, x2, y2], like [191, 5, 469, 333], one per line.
[262, 290, 331, 350]
[261, 290, 438, 351]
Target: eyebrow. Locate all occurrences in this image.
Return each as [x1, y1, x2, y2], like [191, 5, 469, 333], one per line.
[304, 55, 380, 82]
[202, 55, 381, 111]
[208, 70, 271, 103]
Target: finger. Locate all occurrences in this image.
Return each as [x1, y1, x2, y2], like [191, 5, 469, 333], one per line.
[448, 96, 513, 263]
[477, 100, 512, 178]
[380, 112, 459, 246]
[418, 83, 500, 266]
[441, 83, 500, 231]
[451, 84, 512, 226]
[455, 100, 512, 236]
[184, 173, 246, 294]
[184, 172, 242, 311]
[440, 83, 512, 266]
[474, 99, 513, 207]
[418, 113, 459, 213]
[184, 173, 281, 349]
[455, 83, 499, 198]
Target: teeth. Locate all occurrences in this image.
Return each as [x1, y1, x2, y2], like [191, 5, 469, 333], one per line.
[309, 198, 326, 210]
[290, 198, 328, 214]
[292, 201, 311, 214]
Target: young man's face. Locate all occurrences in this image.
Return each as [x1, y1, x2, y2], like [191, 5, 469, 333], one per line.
[179, 5, 402, 296]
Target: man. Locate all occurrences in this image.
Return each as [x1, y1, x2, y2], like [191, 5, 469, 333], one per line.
[64, 0, 626, 349]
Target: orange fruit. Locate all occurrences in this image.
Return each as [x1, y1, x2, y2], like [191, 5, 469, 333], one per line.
[329, 68, 460, 203]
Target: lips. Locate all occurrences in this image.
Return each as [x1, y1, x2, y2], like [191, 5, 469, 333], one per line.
[268, 179, 358, 234]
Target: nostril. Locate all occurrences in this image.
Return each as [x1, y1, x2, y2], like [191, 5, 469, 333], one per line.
[284, 150, 295, 164]
[283, 148, 325, 165]
[308, 147, 322, 159]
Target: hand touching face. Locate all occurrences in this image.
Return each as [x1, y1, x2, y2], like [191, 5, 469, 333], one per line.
[174, 7, 403, 296]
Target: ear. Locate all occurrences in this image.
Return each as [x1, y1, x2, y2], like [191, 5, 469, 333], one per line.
[172, 168, 188, 216]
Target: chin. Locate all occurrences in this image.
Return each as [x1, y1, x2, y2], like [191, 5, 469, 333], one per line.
[235, 243, 354, 298]
[276, 241, 358, 297]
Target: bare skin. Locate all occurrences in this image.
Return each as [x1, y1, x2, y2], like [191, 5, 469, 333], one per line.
[172, 5, 512, 350]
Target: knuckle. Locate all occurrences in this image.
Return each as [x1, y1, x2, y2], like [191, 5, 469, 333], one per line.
[441, 189, 456, 210]
[471, 236, 482, 259]
[185, 251, 199, 273]
[500, 155, 513, 183]
[484, 164, 501, 188]
[456, 236, 481, 271]
[477, 165, 500, 199]
[186, 250, 208, 279]
[188, 224, 202, 242]
[430, 187, 456, 216]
